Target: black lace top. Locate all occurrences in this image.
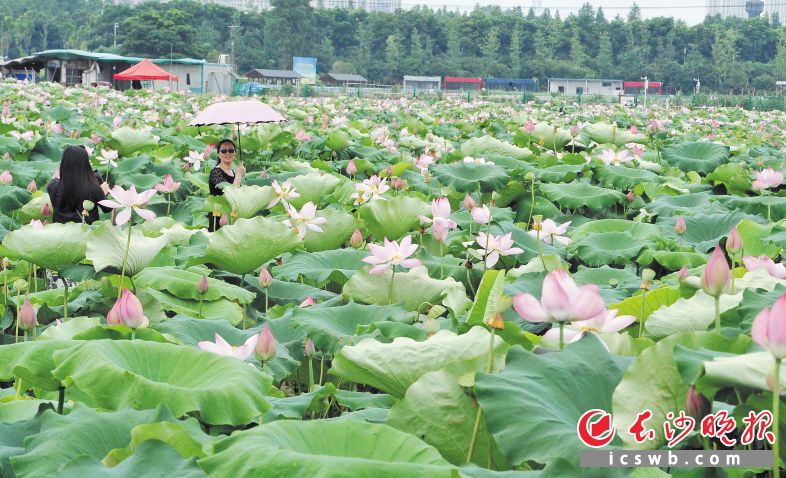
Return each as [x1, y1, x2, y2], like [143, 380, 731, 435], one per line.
[208, 166, 235, 196]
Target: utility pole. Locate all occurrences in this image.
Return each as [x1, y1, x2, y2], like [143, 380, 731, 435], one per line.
[113, 22, 119, 48]
[229, 25, 240, 76]
[641, 75, 648, 108]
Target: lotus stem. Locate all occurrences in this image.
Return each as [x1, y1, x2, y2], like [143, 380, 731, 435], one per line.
[15, 378, 23, 397]
[536, 229, 547, 271]
[166, 193, 171, 216]
[559, 322, 565, 350]
[131, 330, 136, 341]
[63, 280, 68, 321]
[714, 295, 720, 332]
[639, 289, 647, 338]
[118, 221, 134, 300]
[769, 193, 773, 222]
[57, 385, 65, 414]
[14, 288, 20, 343]
[526, 179, 536, 230]
[264, 287, 269, 312]
[774, 358, 782, 478]
[731, 258, 736, 295]
[440, 241, 444, 279]
[467, 328, 496, 463]
[483, 221, 491, 273]
[319, 356, 325, 386]
[199, 295, 204, 319]
[388, 268, 396, 305]
[308, 358, 315, 393]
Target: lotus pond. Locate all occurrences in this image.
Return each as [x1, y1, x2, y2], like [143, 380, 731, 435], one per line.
[1, 81, 785, 477]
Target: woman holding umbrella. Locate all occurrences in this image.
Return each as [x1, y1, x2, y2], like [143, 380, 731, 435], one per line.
[208, 139, 245, 232]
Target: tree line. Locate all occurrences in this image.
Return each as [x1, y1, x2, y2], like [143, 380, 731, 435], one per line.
[2, 0, 786, 93]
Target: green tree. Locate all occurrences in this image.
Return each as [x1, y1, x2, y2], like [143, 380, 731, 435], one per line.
[773, 30, 786, 80]
[595, 32, 614, 78]
[481, 26, 501, 77]
[262, 0, 317, 69]
[407, 27, 425, 75]
[711, 27, 738, 90]
[509, 24, 523, 77]
[121, 8, 200, 58]
[385, 33, 402, 81]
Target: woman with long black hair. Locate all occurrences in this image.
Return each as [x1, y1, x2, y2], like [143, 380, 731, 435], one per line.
[46, 145, 111, 224]
[207, 138, 245, 232]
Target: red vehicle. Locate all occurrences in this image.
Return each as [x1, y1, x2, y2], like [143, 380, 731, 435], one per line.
[623, 81, 662, 95]
[444, 77, 483, 91]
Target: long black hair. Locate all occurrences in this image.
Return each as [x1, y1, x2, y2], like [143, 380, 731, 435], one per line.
[216, 139, 236, 155]
[56, 145, 102, 211]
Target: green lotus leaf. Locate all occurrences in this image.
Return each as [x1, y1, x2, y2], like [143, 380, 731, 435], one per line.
[198, 420, 457, 477]
[102, 419, 215, 466]
[221, 184, 275, 218]
[0, 340, 80, 391]
[202, 216, 301, 274]
[19, 193, 52, 221]
[475, 335, 624, 467]
[2, 222, 90, 271]
[569, 231, 652, 266]
[652, 251, 707, 270]
[460, 135, 534, 161]
[304, 209, 358, 252]
[540, 181, 625, 210]
[359, 195, 430, 241]
[706, 162, 752, 195]
[661, 141, 730, 174]
[325, 130, 350, 151]
[569, 219, 663, 243]
[695, 351, 786, 397]
[467, 270, 506, 326]
[50, 340, 272, 425]
[287, 173, 343, 208]
[330, 326, 508, 398]
[110, 127, 158, 156]
[535, 164, 585, 183]
[678, 212, 751, 253]
[342, 265, 468, 313]
[738, 218, 781, 257]
[612, 332, 750, 450]
[133, 266, 254, 303]
[716, 195, 786, 222]
[0, 186, 32, 214]
[584, 123, 646, 146]
[430, 162, 510, 193]
[85, 223, 170, 275]
[274, 249, 367, 285]
[596, 165, 662, 190]
[141, 288, 245, 325]
[522, 123, 574, 150]
[610, 287, 681, 323]
[38, 316, 102, 340]
[58, 440, 207, 478]
[0, 398, 54, 423]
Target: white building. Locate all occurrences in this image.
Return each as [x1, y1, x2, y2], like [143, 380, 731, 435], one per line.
[548, 78, 623, 96]
[403, 75, 441, 91]
[767, 0, 786, 20]
[706, 0, 763, 18]
[309, 0, 401, 12]
[110, 0, 271, 11]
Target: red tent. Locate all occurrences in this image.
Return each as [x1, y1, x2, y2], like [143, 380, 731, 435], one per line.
[113, 58, 178, 81]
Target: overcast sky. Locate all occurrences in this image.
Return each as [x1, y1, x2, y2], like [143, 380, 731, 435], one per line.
[412, 1, 708, 25]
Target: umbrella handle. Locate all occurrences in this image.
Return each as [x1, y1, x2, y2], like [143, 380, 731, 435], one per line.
[236, 123, 242, 164]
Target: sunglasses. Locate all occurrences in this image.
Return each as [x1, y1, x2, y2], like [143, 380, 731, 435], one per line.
[219, 148, 235, 154]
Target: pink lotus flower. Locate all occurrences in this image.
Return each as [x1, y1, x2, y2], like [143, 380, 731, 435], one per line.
[27, 180, 36, 193]
[51, 123, 64, 134]
[598, 149, 631, 165]
[268, 180, 300, 209]
[198, 333, 258, 360]
[197, 275, 209, 294]
[630, 125, 639, 135]
[111, 288, 148, 329]
[155, 174, 181, 194]
[743, 255, 786, 279]
[9, 131, 33, 142]
[475, 231, 524, 269]
[524, 119, 536, 134]
[630, 144, 645, 158]
[349, 228, 364, 248]
[254, 324, 277, 362]
[346, 159, 357, 176]
[1, 101, 8, 118]
[30, 219, 44, 230]
[727, 225, 743, 256]
[113, 116, 122, 128]
[98, 185, 157, 226]
[296, 129, 311, 142]
[626, 190, 635, 202]
[98, 150, 118, 168]
[18, 298, 38, 331]
[0, 171, 12, 185]
[258, 266, 273, 287]
[543, 309, 636, 344]
[418, 197, 457, 242]
[685, 384, 710, 420]
[701, 247, 730, 297]
[362, 236, 422, 274]
[530, 218, 571, 246]
[283, 202, 327, 240]
[513, 269, 606, 323]
[202, 143, 215, 160]
[471, 204, 491, 224]
[304, 338, 316, 358]
[752, 168, 784, 191]
[299, 296, 316, 307]
[41, 202, 50, 218]
[463, 193, 476, 211]
[752, 293, 786, 359]
[675, 217, 687, 235]
[678, 266, 689, 281]
[91, 133, 102, 144]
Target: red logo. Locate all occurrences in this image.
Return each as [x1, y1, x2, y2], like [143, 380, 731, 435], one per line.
[577, 409, 616, 448]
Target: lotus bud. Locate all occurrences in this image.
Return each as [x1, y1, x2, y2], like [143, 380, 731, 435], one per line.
[219, 213, 229, 227]
[202, 143, 215, 160]
[1, 257, 9, 269]
[471, 205, 491, 225]
[2, 153, 10, 161]
[641, 268, 656, 290]
[685, 384, 710, 421]
[255, 324, 277, 362]
[392, 177, 405, 190]
[626, 190, 635, 203]
[463, 193, 476, 211]
[753, 294, 786, 359]
[675, 217, 687, 235]
[1, 101, 8, 117]
[299, 296, 316, 308]
[346, 159, 357, 176]
[677, 266, 689, 282]
[26, 180, 36, 193]
[259, 267, 273, 288]
[13, 279, 28, 291]
[17, 298, 37, 331]
[727, 225, 743, 256]
[385, 165, 394, 177]
[106, 301, 122, 325]
[422, 317, 440, 336]
[41, 202, 50, 217]
[197, 275, 209, 295]
[304, 338, 316, 358]
[113, 288, 147, 329]
[113, 116, 122, 128]
[183, 162, 190, 172]
[701, 247, 730, 297]
[91, 133, 102, 144]
[0, 170, 12, 185]
[349, 228, 364, 248]
[524, 171, 536, 182]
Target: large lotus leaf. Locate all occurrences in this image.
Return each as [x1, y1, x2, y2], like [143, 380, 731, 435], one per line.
[287, 173, 343, 208]
[540, 182, 625, 210]
[678, 211, 750, 253]
[570, 231, 652, 267]
[569, 219, 663, 243]
[662, 141, 730, 174]
[304, 209, 358, 252]
[467, 270, 506, 327]
[475, 335, 624, 467]
[0, 340, 80, 391]
[535, 164, 585, 183]
[142, 288, 245, 325]
[387, 368, 507, 467]
[133, 267, 254, 303]
[342, 265, 467, 313]
[359, 195, 430, 241]
[716, 195, 786, 222]
[57, 440, 206, 478]
[9, 405, 189, 477]
[330, 326, 508, 398]
[86, 223, 170, 275]
[430, 162, 510, 193]
[0, 417, 42, 478]
[0, 186, 32, 214]
[102, 418, 214, 465]
[19, 193, 52, 221]
[706, 162, 752, 195]
[110, 127, 158, 156]
[274, 249, 367, 285]
[697, 351, 786, 396]
[647, 191, 718, 217]
[50, 340, 272, 425]
[38, 316, 103, 340]
[584, 123, 646, 146]
[221, 184, 275, 218]
[612, 332, 750, 450]
[652, 251, 708, 270]
[460, 136, 533, 161]
[645, 269, 786, 337]
[610, 287, 681, 323]
[2, 222, 90, 270]
[596, 165, 661, 190]
[523, 123, 573, 150]
[325, 130, 350, 151]
[202, 216, 301, 274]
[738, 218, 780, 257]
[198, 420, 456, 477]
